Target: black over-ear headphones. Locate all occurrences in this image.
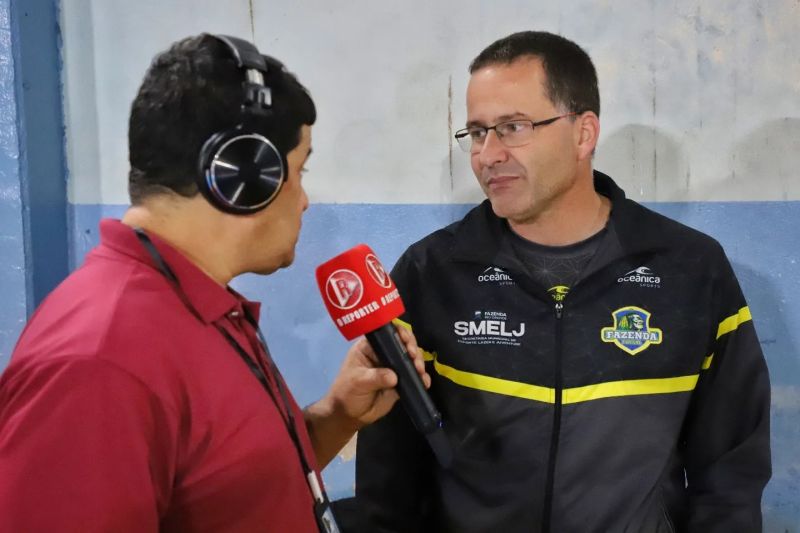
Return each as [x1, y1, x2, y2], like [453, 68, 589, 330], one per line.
[197, 35, 287, 215]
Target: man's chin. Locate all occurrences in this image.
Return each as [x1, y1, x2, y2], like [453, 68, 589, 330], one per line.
[488, 197, 518, 220]
[251, 253, 295, 276]
[277, 250, 297, 270]
[489, 198, 541, 225]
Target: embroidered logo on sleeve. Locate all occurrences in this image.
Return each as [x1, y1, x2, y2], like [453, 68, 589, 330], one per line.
[601, 306, 663, 355]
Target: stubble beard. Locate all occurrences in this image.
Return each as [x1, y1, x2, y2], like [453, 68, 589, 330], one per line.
[501, 172, 576, 227]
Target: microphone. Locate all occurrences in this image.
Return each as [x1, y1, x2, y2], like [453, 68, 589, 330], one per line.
[315, 244, 452, 468]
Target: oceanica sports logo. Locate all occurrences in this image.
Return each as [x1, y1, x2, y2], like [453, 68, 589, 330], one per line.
[618, 266, 661, 288]
[453, 310, 525, 346]
[478, 266, 514, 285]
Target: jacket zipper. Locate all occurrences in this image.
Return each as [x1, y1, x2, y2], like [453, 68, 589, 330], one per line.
[541, 301, 564, 533]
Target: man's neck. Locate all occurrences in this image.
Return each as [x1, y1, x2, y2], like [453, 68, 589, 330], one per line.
[122, 199, 236, 286]
[509, 181, 611, 246]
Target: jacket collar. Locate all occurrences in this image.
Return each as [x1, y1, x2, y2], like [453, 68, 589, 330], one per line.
[451, 170, 672, 266]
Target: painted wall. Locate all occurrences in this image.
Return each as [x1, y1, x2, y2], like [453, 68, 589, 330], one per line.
[2, 0, 796, 529]
[12, 0, 69, 308]
[0, 0, 70, 364]
[0, 0, 27, 368]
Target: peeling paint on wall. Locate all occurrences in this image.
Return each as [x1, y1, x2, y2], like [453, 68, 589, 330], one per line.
[0, 0, 27, 363]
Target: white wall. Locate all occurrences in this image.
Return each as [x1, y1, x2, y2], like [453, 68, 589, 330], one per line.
[61, 0, 800, 205]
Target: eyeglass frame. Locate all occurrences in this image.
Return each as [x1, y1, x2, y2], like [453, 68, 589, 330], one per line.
[453, 112, 582, 152]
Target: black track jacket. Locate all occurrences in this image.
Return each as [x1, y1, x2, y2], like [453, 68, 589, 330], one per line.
[356, 172, 771, 533]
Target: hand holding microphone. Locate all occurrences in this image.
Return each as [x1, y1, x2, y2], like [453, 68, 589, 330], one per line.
[316, 245, 453, 468]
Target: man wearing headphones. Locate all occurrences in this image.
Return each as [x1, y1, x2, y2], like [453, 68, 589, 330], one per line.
[0, 34, 427, 532]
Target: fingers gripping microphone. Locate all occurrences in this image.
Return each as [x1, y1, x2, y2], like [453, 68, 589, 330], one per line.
[316, 245, 452, 468]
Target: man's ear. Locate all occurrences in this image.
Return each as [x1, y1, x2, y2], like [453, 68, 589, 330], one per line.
[575, 111, 600, 161]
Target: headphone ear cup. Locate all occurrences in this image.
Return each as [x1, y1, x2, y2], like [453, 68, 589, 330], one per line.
[198, 129, 286, 214]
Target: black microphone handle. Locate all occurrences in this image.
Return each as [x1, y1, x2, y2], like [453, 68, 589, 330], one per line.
[365, 323, 442, 435]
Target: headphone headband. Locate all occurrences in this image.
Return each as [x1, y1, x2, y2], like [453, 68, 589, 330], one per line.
[196, 35, 287, 215]
[215, 35, 274, 116]
[213, 35, 267, 71]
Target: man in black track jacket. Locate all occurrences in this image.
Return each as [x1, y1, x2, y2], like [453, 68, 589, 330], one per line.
[355, 31, 771, 533]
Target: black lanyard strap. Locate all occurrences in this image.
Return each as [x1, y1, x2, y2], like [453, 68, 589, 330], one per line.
[214, 321, 316, 480]
[133, 228, 328, 506]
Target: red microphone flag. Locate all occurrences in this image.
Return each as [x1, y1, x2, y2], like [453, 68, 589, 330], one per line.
[315, 244, 405, 340]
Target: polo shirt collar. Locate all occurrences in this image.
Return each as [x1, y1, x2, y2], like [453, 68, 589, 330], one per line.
[97, 219, 258, 324]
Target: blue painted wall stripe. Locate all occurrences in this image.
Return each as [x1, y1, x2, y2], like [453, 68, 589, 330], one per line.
[68, 201, 800, 526]
[0, 0, 27, 364]
[11, 0, 69, 310]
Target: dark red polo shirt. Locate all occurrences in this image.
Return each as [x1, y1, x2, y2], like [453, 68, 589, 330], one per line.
[0, 219, 321, 532]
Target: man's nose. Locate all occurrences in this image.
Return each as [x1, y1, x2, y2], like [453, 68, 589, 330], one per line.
[476, 129, 509, 167]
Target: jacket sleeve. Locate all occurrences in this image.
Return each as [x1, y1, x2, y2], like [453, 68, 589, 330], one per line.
[682, 247, 771, 532]
[0, 357, 177, 533]
[355, 251, 437, 533]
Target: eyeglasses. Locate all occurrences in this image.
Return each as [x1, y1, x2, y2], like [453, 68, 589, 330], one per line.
[454, 113, 580, 152]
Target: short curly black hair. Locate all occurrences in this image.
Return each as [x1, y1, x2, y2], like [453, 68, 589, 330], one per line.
[127, 33, 316, 204]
